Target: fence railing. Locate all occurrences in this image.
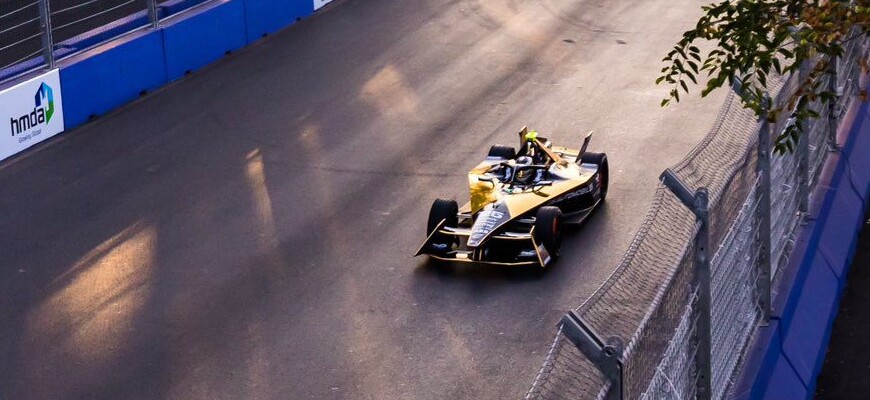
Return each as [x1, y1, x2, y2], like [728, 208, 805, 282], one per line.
[527, 33, 870, 400]
[0, 0, 209, 83]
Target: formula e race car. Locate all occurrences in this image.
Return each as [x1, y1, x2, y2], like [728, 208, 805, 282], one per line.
[415, 127, 609, 268]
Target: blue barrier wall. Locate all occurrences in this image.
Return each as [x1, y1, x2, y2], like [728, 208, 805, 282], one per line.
[733, 98, 870, 399]
[58, 29, 168, 127]
[48, 0, 316, 129]
[162, 0, 247, 80]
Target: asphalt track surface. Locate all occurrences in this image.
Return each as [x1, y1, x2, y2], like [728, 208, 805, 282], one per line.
[0, 1, 727, 399]
[815, 211, 870, 399]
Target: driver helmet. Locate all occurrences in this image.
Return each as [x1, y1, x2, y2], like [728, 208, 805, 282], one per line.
[524, 130, 538, 142]
[515, 156, 535, 184]
[516, 156, 533, 166]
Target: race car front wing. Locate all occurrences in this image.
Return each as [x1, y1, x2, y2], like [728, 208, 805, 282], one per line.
[415, 219, 554, 267]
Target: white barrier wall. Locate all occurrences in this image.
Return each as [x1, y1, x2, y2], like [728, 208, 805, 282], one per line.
[0, 69, 64, 162]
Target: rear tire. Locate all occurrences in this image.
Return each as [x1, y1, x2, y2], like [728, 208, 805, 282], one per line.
[487, 145, 516, 159]
[535, 206, 563, 259]
[581, 152, 609, 201]
[427, 199, 458, 236]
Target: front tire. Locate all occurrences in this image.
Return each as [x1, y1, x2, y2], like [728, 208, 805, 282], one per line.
[427, 199, 458, 236]
[535, 206, 563, 259]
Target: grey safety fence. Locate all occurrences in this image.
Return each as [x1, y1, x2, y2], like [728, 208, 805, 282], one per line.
[1, 0, 46, 75]
[0, 0, 209, 83]
[527, 33, 870, 400]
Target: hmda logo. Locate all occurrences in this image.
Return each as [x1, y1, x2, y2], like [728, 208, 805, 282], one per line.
[10, 82, 55, 136]
[0, 69, 64, 162]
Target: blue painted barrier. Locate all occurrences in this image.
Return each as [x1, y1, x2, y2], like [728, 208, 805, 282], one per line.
[5, 0, 321, 132]
[733, 98, 870, 399]
[162, 0, 247, 81]
[58, 29, 168, 127]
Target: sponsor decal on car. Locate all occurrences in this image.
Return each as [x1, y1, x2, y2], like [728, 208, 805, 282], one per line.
[468, 206, 508, 247]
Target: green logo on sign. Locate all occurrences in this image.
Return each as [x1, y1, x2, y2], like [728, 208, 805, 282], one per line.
[35, 82, 54, 123]
[9, 82, 54, 136]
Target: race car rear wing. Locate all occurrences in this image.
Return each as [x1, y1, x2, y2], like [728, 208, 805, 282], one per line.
[578, 130, 594, 162]
[517, 127, 563, 164]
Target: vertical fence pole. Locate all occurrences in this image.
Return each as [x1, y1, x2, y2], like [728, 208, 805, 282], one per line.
[147, 0, 159, 28]
[797, 61, 810, 221]
[559, 312, 624, 400]
[827, 56, 839, 150]
[36, 0, 54, 69]
[661, 170, 712, 400]
[757, 110, 772, 323]
[693, 188, 712, 400]
[798, 120, 809, 220]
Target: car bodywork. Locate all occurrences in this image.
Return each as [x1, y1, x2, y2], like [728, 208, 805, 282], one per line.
[416, 127, 608, 267]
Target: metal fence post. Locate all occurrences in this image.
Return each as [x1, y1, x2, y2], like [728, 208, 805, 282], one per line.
[559, 311, 624, 400]
[661, 169, 712, 400]
[797, 61, 811, 221]
[36, 0, 54, 69]
[756, 112, 772, 323]
[797, 121, 809, 221]
[827, 56, 839, 150]
[147, 0, 160, 28]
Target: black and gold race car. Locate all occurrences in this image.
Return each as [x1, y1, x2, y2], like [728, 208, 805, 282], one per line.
[416, 127, 608, 268]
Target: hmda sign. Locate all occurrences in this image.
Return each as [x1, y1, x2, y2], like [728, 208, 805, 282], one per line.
[10, 82, 56, 136]
[1, 69, 64, 162]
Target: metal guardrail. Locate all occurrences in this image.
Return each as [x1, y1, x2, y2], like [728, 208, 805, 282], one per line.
[527, 34, 870, 400]
[0, 0, 209, 83]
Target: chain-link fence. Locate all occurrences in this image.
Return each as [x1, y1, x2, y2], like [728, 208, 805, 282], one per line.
[527, 34, 870, 400]
[0, 0, 211, 83]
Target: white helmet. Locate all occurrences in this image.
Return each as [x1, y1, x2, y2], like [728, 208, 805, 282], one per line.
[516, 156, 533, 166]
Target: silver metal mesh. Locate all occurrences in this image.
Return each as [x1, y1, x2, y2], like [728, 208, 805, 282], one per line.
[0, 0, 45, 78]
[527, 36, 869, 400]
[157, 0, 209, 16]
[808, 75, 834, 186]
[639, 287, 699, 400]
[709, 180, 761, 399]
[49, 0, 150, 50]
[525, 327, 608, 400]
[769, 132, 800, 276]
[1, 0, 227, 85]
[621, 231, 697, 399]
[643, 179, 761, 400]
[836, 30, 869, 121]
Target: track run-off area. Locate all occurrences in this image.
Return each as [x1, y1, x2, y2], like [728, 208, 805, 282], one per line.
[0, 0, 727, 399]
